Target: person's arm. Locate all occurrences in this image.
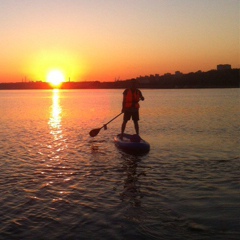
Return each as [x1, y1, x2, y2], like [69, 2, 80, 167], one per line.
[139, 90, 144, 101]
[122, 89, 127, 112]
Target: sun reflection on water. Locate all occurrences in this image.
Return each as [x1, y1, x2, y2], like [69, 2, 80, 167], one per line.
[47, 90, 71, 191]
[48, 89, 67, 159]
[49, 89, 62, 141]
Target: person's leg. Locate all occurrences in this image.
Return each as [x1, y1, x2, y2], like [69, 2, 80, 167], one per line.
[132, 110, 140, 135]
[121, 120, 128, 137]
[133, 120, 139, 135]
[121, 112, 130, 139]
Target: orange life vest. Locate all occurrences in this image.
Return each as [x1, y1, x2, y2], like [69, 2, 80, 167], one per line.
[124, 89, 141, 109]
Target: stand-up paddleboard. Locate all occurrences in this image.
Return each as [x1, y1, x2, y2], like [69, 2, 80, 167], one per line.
[114, 133, 150, 154]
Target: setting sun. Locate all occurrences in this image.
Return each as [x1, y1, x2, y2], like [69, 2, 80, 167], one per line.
[47, 70, 65, 87]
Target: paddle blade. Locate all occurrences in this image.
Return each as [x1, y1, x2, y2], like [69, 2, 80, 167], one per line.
[89, 128, 101, 137]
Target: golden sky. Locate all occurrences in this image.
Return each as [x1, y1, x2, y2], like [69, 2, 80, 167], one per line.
[0, 0, 239, 83]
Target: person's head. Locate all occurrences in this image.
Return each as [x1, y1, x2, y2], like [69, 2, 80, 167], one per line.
[130, 79, 138, 90]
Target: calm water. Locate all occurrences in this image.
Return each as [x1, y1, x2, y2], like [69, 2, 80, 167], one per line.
[0, 89, 239, 240]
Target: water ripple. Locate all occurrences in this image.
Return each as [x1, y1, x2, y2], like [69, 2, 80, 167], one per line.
[0, 89, 239, 239]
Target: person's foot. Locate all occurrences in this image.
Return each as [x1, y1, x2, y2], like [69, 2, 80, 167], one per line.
[131, 134, 141, 142]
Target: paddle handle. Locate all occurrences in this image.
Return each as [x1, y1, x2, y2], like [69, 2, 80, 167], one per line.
[103, 112, 123, 127]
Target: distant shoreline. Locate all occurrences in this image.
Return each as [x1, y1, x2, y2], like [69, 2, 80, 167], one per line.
[0, 69, 239, 90]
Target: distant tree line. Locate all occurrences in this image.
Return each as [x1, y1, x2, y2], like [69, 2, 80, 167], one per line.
[0, 69, 239, 90]
[133, 69, 239, 89]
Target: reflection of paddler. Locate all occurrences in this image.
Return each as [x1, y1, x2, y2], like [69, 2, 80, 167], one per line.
[120, 158, 146, 207]
[121, 79, 145, 140]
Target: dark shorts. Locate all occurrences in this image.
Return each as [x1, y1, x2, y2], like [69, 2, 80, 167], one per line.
[124, 110, 139, 121]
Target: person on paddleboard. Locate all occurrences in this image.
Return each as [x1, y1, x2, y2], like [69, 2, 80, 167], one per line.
[120, 79, 144, 140]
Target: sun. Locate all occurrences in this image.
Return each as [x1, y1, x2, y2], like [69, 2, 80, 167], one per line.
[47, 70, 65, 87]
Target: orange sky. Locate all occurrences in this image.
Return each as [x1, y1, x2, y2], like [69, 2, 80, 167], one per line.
[0, 0, 239, 83]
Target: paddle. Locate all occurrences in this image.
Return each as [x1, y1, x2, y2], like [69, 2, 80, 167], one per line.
[89, 112, 123, 137]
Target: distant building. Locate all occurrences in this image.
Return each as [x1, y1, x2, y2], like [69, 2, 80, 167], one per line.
[164, 73, 172, 76]
[175, 71, 183, 76]
[154, 74, 160, 81]
[138, 78, 150, 84]
[217, 64, 231, 70]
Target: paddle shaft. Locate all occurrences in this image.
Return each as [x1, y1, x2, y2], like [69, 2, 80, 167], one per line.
[89, 112, 123, 137]
[103, 112, 123, 127]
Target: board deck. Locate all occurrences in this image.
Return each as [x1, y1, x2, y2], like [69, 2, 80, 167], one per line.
[114, 133, 150, 154]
